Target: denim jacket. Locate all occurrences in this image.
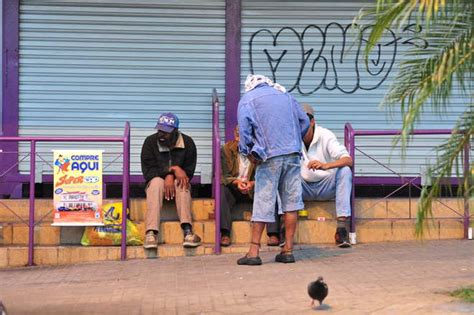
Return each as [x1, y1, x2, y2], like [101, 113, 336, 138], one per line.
[237, 84, 310, 161]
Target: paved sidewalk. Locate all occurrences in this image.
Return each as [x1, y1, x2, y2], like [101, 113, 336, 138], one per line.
[0, 240, 473, 314]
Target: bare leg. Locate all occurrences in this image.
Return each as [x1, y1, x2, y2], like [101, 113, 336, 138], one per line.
[248, 222, 265, 257]
[283, 211, 297, 252]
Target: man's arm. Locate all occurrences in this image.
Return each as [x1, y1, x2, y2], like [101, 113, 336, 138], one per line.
[307, 156, 352, 170]
[221, 145, 238, 186]
[307, 131, 353, 170]
[169, 137, 195, 190]
[237, 102, 254, 156]
[180, 135, 197, 180]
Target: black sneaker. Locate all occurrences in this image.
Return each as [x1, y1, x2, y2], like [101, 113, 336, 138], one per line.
[335, 227, 351, 248]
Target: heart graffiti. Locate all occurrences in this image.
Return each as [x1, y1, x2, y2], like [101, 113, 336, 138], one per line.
[249, 23, 428, 95]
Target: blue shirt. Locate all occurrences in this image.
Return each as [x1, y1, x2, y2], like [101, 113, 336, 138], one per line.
[237, 84, 310, 161]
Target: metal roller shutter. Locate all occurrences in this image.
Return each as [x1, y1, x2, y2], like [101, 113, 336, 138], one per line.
[241, 0, 471, 178]
[19, 0, 225, 183]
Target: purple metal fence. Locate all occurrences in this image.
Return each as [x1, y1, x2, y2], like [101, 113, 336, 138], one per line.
[344, 123, 471, 239]
[0, 122, 131, 265]
[212, 89, 222, 254]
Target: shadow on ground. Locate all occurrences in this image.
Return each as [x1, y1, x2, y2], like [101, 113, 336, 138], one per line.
[293, 246, 352, 261]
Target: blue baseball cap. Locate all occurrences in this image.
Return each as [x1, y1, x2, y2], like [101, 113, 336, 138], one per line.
[155, 112, 179, 132]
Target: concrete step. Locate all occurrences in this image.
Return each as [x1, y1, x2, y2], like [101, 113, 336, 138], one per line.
[0, 217, 465, 247]
[0, 198, 468, 224]
[0, 244, 294, 268]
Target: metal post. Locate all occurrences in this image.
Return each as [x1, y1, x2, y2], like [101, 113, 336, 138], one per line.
[28, 141, 36, 266]
[121, 122, 130, 260]
[213, 90, 222, 254]
[224, 0, 241, 141]
[345, 124, 356, 235]
[463, 136, 470, 239]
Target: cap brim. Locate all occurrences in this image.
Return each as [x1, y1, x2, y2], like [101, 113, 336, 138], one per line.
[155, 124, 175, 133]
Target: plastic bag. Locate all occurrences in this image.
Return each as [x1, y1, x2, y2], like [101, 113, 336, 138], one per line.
[81, 202, 143, 246]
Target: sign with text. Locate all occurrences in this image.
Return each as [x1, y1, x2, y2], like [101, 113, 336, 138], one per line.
[52, 150, 104, 226]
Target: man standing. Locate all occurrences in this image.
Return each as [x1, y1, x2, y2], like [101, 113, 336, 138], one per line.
[141, 112, 201, 249]
[237, 74, 309, 265]
[300, 104, 353, 248]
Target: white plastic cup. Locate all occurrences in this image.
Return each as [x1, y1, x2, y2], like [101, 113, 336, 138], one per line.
[468, 227, 473, 240]
[349, 232, 357, 245]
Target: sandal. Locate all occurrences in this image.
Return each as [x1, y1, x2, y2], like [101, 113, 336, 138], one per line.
[275, 250, 295, 263]
[220, 235, 231, 247]
[237, 254, 262, 266]
[237, 242, 262, 265]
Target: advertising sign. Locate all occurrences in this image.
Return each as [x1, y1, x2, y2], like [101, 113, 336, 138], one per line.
[52, 150, 104, 226]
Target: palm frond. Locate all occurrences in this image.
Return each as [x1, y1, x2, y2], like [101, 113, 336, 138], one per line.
[383, 25, 472, 146]
[415, 109, 473, 236]
[358, 0, 473, 237]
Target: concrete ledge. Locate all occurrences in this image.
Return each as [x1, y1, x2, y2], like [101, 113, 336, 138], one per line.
[0, 198, 216, 223]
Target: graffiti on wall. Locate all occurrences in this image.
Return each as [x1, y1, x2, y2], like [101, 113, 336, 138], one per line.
[249, 23, 428, 95]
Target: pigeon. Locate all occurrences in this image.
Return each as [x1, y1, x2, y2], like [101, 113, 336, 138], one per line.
[307, 276, 328, 307]
[0, 300, 7, 315]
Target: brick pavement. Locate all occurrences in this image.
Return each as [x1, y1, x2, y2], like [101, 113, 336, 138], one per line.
[0, 240, 473, 314]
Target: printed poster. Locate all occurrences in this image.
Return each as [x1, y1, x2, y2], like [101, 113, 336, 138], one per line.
[52, 150, 104, 226]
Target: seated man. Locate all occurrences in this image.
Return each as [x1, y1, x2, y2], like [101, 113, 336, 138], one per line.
[141, 112, 201, 249]
[300, 104, 353, 248]
[220, 126, 282, 247]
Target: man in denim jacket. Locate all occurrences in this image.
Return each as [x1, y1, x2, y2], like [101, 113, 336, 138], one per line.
[236, 74, 309, 265]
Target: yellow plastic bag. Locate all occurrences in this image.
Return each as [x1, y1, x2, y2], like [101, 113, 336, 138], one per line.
[81, 202, 143, 246]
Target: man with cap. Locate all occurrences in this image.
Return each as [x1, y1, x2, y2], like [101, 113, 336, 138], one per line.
[300, 103, 353, 248]
[236, 74, 310, 265]
[141, 112, 201, 249]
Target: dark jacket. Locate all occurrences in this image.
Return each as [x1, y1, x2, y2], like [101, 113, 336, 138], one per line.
[141, 132, 197, 186]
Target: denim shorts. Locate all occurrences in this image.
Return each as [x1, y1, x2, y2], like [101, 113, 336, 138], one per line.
[252, 153, 304, 222]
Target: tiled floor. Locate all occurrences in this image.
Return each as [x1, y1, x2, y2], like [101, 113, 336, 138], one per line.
[0, 240, 473, 314]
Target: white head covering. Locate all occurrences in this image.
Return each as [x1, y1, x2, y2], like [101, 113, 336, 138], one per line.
[244, 74, 287, 93]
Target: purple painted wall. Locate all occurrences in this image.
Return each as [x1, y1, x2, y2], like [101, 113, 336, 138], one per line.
[1, 0, 20, 196]
[224, 0, 241, 141]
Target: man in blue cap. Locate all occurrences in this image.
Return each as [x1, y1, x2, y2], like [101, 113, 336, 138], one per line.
[141, 112, 201, 249]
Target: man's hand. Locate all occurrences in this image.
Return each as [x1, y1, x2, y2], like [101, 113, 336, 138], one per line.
[242, 180, 255, 194]
[164, 174, 175, 200]
[307, 160, 329, 170]
[237, 180, 248, 193]
[232, 179, 246, 191]
[233, 179, 254, 194]
[308, 157, 352, 171]
[169, 166, 190, 190]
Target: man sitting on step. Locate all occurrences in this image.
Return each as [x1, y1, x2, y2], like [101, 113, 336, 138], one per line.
[141, 112, 201, 249]
[220, 126, 283, 247]
[300, 104, 353, 248]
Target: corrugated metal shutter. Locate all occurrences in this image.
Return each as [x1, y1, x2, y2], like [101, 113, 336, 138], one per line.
[242, 0, 471, 178]
[18, 0, 225, 183]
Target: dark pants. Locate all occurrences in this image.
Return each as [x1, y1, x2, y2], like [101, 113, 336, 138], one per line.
[220, 184, 281, 236]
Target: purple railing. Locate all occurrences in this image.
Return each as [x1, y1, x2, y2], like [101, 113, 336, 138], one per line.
[0, 122, 131, 265]
[344, 123, 471, 239]
[212, 89, 222, 254]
